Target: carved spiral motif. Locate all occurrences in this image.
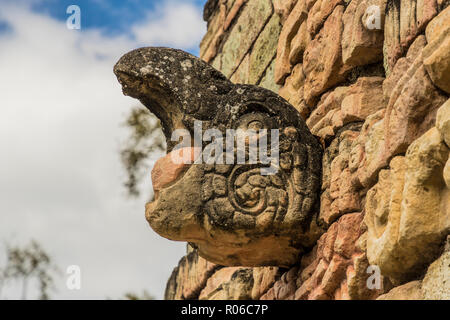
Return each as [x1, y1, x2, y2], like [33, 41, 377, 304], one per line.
[200, 123, 318, 231]
[228, 165, 289, 217]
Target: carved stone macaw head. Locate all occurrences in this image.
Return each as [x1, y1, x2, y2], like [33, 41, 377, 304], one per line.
[114, 47, 323, 267]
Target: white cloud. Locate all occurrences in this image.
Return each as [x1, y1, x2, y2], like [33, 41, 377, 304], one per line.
[0, 1, 205, 299]
[132, 1, 206, 49]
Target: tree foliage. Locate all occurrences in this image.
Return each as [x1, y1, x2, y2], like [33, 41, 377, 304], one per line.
[120, 105, 166, 197]
[122, 289, 155, 300]
[0, 240, 59, 300]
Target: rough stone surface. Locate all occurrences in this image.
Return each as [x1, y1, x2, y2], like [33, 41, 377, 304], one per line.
[364, 156, 407, 283]
[289, 20, 310, 65]
[275, 0, 309, 84]
[306, 86, 348, 132]
[249, 14, 282, 84]
[278, 63, 309, 119]
[258, 59, 281, 94]
[230, 53, 250, 84]
[341, 77, 385, 123]
[201, 2, 227, 63]
[220, 0, 273, 77]
[203, 0, 220, 23]
[323, 130, 361, 225]
[423, 6, 450, 93]
[365, 128, 449, 283]
[301, 213, 383, 299]
[259, 213, 385, 300]
[201, 0, 249, 63]
[165, 249, 220, 300]
[422, 242, 450, 300]
[445, 157, 450, 189]
[307, 0, 343, 37]
[114, 47, 323, 267]
[353, 36, 446, 189]
[199, 267, 254, 300]
[303, 5, 351, 106]
[251, 267, 281, 299]
[384, 36, 446, 160]
[437, 99, 450, 147]
[273, 0, 298, 24]
[384, 0, 439, 74]
[342, 0, 385, 67]
[377, 281, 424, 300]
[308, 77, 384, 142]
[260, 267, 298, 300]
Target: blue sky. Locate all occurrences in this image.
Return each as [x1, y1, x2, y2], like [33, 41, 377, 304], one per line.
[0, 0, 208, 300]
[1, 0, 208, 54]
[0, 19, 11, 32]
[31, 0, 206, 35]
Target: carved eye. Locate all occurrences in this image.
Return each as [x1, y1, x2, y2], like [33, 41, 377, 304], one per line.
[235, 109, 275, 131]
[247, 120, 264, 131]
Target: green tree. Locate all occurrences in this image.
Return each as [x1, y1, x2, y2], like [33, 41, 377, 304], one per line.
[4, 240, 59, 300]
[122, 289, 155, 300]
[120, 105, 165, 197]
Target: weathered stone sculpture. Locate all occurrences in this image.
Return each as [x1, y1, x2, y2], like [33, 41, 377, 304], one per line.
[365, 100, 450, 284]
[114, 47, 323, 267]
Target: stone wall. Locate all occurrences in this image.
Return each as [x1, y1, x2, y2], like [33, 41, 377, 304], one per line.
[164, 0, 450, 300]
